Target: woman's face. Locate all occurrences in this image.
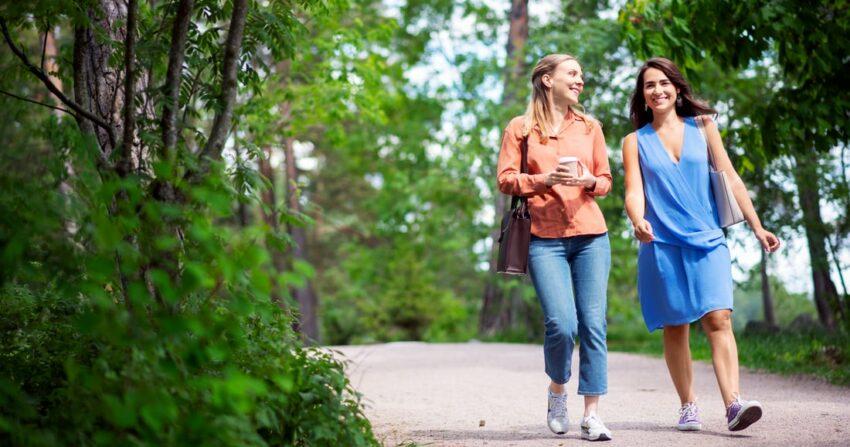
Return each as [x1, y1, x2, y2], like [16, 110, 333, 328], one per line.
[642, 67, 680, 114]
[545, 59, 584, 105]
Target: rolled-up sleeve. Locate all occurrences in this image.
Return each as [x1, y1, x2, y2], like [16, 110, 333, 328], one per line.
[584, 123, 612, 197]
[497, 121, 549, 196]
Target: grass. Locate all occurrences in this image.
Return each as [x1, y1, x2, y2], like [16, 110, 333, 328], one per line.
[609, 327, 850, 387]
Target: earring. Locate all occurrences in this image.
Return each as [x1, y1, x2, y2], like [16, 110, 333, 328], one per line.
[676, 96, 683, 106]
[644, 104, 648, 112]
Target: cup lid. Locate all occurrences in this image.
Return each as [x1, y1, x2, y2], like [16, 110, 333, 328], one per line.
[558, 156, 578, 163]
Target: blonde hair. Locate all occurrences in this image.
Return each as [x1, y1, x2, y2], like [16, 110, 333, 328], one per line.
[522, 54, 594, 141]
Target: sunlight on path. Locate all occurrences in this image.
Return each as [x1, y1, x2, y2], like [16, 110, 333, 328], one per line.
[334, 342, 850, 447]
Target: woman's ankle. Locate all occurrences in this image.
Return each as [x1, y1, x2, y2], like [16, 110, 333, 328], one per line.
[583, 395, 599, 416]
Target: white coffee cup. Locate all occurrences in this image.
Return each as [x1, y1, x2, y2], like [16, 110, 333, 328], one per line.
[558, 156, 579, 176]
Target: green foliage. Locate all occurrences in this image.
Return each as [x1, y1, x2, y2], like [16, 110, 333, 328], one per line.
[321, 242, 477, 344]
[0, 284, 376, 446]
[732, 266, 818, 330]
[249, 0, 488, 344]
[616, 326, 850, 387]
[1, 0, 380, 445]
[732, 330, 850, 386]
[0, 145, 378, 446]
[621, 0, 850, 156]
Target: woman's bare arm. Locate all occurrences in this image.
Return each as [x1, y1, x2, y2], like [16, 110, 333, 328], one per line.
[701, 116, 780, 252]
[623, 132, 654, 242]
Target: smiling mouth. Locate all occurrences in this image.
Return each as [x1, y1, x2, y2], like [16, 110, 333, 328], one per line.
[651, 96, 670, 105]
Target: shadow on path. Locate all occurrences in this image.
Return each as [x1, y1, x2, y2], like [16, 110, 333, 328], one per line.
[408, 422, 752, 442]
[607, 421, 752, 439]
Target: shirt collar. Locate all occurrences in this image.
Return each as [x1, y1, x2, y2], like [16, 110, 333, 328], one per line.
[533, 112, 580, 139]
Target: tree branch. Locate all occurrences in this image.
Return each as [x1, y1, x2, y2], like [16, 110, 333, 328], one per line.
[198, 0, 248, 162]
[117, 0, 138, 177]
[161, 0, 194, 159]
[1, 18, 117, 148]
[72, 26, 96, 136]
[0, 88, 74, 115]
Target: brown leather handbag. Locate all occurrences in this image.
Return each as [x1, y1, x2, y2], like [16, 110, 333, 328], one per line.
[497, 136, 532, 275]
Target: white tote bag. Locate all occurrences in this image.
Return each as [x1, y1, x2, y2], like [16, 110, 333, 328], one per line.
[695, 116, 745, 228]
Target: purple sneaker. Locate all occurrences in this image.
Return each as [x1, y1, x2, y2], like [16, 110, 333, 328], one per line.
[677, 402, 702, 431]
[726, 396, 763, 431]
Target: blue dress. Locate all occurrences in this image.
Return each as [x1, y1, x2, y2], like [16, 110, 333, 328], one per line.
[636, 116, 733, 332]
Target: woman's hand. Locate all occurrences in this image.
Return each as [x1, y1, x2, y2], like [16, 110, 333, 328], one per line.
[546, 164, 584, 188]
[754, 228, 781, 253]
[633, 219, 654, 243]
[574, 160, 597, 189]
[550, 160, 596, 188]
[545, 166, 574, 187]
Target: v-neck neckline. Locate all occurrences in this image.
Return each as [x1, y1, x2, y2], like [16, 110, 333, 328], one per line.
[651, 118, 688, 166]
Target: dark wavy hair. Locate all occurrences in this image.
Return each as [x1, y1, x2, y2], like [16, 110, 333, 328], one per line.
[629, 57, 717, 130]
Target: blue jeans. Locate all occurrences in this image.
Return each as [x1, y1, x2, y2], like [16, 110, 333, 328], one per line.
[528, 233, 610, 395]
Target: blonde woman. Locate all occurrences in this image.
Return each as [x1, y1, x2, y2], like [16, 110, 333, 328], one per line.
[497, 54, 613, 441]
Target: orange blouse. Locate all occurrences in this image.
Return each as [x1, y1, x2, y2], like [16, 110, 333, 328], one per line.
[496, 114, 612, 238]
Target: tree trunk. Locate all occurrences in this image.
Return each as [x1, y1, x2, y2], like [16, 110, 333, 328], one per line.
[258, 144, 289, 307]
[264, 58, 320, 343]
[502, 0, 530, 108]
[826, 235, 849, 320]
[116, 0, 138, 178]
[760, 249, 777, 327]
[161, 0, 194, 159]
[794, 153, 839, 330]
[235, 145, 251, 227]
[283, 135, 320, 344]
[199, 0, 248, 163]
[71, 0, 127, 157]
[480, 192, 510, 336]
[480, 0, 529, 337]
[68, 1, 132, 307]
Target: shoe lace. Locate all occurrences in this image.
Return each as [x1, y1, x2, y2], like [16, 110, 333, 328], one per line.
[583, 414, 602, 429]
[678, 402, 698, 420]
[550, 394, 567, 418]
[726, 393, 743, 416]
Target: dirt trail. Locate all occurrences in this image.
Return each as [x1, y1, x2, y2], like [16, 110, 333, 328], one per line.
[334, 342, 850, 446]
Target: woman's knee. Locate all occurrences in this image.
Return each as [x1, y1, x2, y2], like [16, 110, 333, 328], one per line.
[545, 317, 578, 342]
[701, 310, 732, 333]
[578, 317, 607, 344]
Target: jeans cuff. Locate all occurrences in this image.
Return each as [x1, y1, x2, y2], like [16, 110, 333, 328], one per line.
[577, 389, 607, 396]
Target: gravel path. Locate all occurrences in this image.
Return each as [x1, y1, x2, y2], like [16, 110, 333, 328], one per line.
[333, 342, 850, 447]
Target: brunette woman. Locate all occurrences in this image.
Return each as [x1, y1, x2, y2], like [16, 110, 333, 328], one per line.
[622, 57, 781, 432]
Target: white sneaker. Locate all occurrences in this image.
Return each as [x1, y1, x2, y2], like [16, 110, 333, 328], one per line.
[547, 389, 568, 435]
[581, 414, 612, 441]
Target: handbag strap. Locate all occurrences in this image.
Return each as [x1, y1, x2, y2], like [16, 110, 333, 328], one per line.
[695, 115, 718, 171]
[510, 135, 530, 210]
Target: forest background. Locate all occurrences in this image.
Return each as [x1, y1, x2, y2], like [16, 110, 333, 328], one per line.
[1, 0, 848, 445]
